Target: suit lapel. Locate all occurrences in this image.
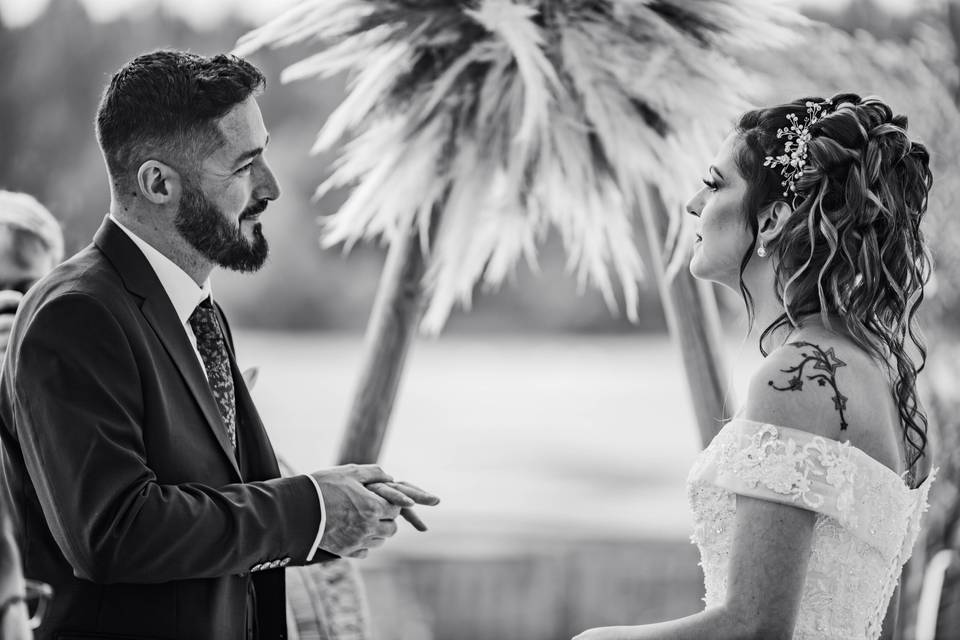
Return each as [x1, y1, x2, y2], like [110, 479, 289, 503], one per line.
[94, 216, 242, 481]
[231, 358, 280, 481]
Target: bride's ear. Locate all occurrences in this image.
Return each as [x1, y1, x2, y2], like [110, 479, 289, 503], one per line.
[757, 201, 791, 248]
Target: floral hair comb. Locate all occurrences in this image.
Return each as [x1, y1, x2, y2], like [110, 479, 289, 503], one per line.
[763, 100, 830, 198]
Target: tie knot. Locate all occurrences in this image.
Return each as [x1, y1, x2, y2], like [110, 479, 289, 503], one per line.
[189, 297, 218, 334]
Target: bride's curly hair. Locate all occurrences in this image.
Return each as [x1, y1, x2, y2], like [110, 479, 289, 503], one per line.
[735, 93, 933, 479]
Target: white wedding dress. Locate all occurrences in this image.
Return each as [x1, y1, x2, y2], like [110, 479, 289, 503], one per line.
[687, 418, 935, 640]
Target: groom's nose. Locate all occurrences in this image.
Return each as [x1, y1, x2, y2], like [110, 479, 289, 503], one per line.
[254, 159, 280, 202]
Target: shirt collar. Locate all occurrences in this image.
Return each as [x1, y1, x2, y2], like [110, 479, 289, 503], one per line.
[109, 214, 212, 325]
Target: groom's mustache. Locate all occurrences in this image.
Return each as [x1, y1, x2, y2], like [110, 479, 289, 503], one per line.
[240, 199, 268, 219]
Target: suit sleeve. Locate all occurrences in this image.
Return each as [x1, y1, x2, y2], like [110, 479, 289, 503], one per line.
[12, 292, 325, 584]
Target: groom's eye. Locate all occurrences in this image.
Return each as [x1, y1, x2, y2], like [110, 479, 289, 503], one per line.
[236, 163, 253, 174]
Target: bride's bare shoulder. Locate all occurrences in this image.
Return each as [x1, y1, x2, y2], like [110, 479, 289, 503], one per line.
[742, 331, 903, 472]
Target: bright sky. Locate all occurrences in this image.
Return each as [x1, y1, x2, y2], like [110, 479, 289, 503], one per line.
[0, 0, 300, 29]
[0, 0, 926, 30]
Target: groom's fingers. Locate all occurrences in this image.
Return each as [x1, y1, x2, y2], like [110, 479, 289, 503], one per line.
[365, 482, 415, 507]
[363, 482, 435, 531]
[351, 464, 393, 485]
[385, 481, 440, 506]
[399, 507, 428, 532]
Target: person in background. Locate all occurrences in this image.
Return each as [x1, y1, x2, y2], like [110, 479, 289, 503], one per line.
[0, 191, 64, 362]
[0, 487, 52, 639]
[0, 191, 60, 639]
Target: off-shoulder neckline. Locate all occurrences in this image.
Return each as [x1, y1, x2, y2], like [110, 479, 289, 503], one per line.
[722, 418, 932, 492]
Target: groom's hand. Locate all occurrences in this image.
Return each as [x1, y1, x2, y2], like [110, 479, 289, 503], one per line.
[365, 481, 440, 532]
[311, 464, 404, 558]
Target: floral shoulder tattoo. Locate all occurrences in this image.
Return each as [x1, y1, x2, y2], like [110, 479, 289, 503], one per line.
[768, 341, 849, 431]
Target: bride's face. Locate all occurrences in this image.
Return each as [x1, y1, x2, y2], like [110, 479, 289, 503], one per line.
[686, 133, 755, 290]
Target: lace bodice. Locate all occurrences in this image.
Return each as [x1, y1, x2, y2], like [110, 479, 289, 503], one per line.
[686, 419, 934, 640]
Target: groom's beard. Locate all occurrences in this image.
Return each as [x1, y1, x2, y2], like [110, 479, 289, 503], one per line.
[175, 181, 269, 273]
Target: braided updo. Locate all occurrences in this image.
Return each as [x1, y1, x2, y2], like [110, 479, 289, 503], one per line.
[735, 93, 933, 477]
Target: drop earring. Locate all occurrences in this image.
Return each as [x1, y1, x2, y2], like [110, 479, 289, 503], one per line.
[757, 244, 767, 258]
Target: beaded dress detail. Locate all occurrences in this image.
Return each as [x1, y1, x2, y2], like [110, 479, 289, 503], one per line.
[687, 419, 934, 640]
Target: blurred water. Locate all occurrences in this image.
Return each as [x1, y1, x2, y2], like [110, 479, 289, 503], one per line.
[236, 332, 761, 555]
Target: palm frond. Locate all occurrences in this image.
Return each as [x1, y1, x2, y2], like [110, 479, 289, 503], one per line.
[237, 0, 807, 333]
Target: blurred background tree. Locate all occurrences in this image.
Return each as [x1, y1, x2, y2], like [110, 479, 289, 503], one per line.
[0, 0, 669, 333]
[6, 0, 960, 336]
[6, 0, 959, 335]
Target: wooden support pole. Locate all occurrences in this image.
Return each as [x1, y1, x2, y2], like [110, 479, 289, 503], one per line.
[297, 219, 435, 640]
[337, 220, 434, 465]
[638, 187, 733, 447]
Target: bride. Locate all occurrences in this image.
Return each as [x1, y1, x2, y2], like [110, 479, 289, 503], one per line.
[574, 94, 936, 640]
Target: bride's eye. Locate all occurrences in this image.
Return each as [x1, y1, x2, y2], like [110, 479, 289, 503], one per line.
[702, 178, 718, 191]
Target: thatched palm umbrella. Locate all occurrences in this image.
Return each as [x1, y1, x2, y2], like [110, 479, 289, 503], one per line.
[237, 0, 803, 452]
[236, 1, 805, 637]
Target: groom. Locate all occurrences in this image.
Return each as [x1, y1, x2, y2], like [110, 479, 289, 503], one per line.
[0, 50, 438, 639]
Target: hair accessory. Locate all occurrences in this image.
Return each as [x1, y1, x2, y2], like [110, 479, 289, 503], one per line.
[757, 244, 767, 258]
[763, 100, 830, 198]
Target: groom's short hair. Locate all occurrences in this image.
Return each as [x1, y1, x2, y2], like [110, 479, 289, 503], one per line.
[95, 50, 265, 189]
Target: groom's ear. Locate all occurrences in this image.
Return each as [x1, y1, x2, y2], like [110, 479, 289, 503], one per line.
[136, 160, 181, 206]
[757, 201, 791, 247]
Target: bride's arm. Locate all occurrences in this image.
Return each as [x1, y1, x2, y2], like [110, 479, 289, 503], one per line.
[574, 345, 849, 640]
[573, 497, 816, 640]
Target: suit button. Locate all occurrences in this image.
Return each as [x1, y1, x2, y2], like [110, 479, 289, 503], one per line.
[279, 557, 291, 567]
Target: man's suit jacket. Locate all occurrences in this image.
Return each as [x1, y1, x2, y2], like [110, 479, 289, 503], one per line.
[0, 217, 334, 639]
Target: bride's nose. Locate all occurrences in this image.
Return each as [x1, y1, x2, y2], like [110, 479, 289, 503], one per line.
[685, 193, 702, 218]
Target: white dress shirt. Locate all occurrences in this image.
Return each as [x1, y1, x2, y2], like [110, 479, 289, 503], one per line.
[109, 214, 326, 562]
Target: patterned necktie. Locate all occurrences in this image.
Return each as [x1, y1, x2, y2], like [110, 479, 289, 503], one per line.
[188, 297, 237, 448]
